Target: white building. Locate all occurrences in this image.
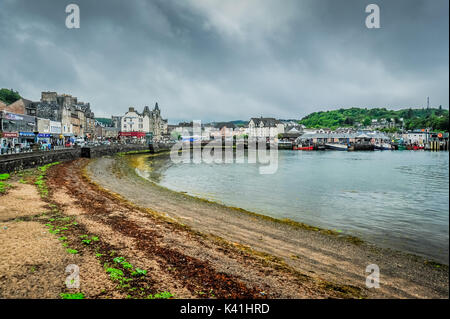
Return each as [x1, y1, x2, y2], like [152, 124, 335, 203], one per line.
[248, 117, 284, 139]
[120, 103, 168, 139]
[121, 107, 145, 132]
[403, 131, 429, 145]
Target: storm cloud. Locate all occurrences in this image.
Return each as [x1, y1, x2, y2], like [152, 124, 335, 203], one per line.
[0, 0, 448, 123]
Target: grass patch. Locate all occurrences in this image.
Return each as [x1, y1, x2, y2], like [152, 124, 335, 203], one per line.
[0, 173, 11, 194]
[0, 173, 10, 180]
[34, 162, 60, 198]
[60, 292, 85, 299]
[147, 291, 174, 299]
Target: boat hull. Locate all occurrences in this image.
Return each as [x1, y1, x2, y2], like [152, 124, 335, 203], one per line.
[325, 143, 348, 151]
[293, 146, 313, 151]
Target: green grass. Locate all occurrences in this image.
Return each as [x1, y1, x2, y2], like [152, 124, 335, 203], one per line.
[147, 291, 174, 299]
[131, 268, 147, 276]
[0, 181, 8, 193]
[66, 249, 78, 254]
[34, 162, 60, 198]
[105, 267, 124, 281]
[60, 292, 85, 299]
[0, 174, 11, 194]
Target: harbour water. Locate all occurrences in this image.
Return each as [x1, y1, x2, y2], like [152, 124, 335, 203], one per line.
[145, 151, 449, 264]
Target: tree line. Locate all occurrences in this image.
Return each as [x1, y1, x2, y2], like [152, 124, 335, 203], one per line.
[299, 107, 449, 132]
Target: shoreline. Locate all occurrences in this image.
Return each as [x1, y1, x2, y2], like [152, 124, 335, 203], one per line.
[129, 151, 447, 265]
[132, 152, 366, 245]
[85, 153, 448, 298]
[1, 154, 448, 298]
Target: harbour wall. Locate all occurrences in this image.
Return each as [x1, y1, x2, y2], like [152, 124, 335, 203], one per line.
[0, 144, 160, 173]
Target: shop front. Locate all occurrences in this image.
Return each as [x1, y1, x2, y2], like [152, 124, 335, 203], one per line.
[50, 121, 63, 146]
[119, 131, 146, 143]
[0, 132, 19, 154]
[63, 133, 75, 147]
[37, 133, 52, 150]
[19, 131, 37, 151]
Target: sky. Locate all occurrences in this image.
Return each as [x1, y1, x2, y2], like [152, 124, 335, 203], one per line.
[0, 0, 448, 123]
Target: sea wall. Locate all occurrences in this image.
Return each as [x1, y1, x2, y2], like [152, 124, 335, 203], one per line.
[80, 144, 149, 158]
[0, 144, 161, 173]
[0, 148, 81, 173]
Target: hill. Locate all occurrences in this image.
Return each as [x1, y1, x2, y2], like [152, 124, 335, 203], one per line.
[299, 107, 449, 132]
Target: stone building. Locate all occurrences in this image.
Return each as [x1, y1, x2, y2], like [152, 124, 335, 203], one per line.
[0, 98, 36, 116]
[36, 92, 95, 140]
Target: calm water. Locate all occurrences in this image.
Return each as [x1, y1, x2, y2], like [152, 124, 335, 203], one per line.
[145, 151, 449, 264]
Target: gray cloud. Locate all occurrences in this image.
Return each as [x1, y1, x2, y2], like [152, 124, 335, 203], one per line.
[0, 0, 448, 123]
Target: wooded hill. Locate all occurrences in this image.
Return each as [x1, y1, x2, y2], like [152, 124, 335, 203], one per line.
[299, 107, 449, 132]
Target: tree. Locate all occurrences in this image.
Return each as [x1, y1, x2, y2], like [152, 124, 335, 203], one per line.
[0, 88, 21, 104]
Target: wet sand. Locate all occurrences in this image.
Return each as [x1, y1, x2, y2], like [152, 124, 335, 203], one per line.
[86, 153, 449, 298]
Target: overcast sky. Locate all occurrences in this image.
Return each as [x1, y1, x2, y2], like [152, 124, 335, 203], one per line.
[0, 0, 448, 123]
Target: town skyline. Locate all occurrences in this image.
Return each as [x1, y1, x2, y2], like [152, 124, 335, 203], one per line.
[3, 88, 448, 126]
[1, 0, 448, 123]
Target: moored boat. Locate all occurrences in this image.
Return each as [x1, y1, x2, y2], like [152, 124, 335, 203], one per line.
[374, 143, 392, 150]
[325, 143, 348, 151]
[293, 145, 313, 150]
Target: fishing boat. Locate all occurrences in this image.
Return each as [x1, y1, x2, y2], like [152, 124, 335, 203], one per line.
[293, 144, 313, 151]
[374, 143, 392, 150]
[325, 143, 348, 151]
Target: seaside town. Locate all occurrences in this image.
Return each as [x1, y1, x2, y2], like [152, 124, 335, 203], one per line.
[0, 89, 449, 155]
[1, 0, 449, 308]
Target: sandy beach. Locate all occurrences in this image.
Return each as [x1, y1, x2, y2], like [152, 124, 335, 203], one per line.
[0, 154, 448, 299]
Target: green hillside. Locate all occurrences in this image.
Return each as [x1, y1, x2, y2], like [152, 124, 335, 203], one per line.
[0, 88, 21, 104]
[299, 107, 449, 132]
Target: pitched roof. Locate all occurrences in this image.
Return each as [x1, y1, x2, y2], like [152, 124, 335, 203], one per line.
[213, 122, 236, 129]
[249, 117, 281, 127]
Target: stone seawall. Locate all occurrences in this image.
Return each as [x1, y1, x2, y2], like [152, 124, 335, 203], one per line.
[80, 144, 149, 158]
[0, 144, 161, 173]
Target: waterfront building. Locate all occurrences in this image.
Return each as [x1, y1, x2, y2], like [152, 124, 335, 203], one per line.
[248, 117, 285, 139]
[297, 131, 391, 146]
[120, 103, 168, 142]
[0, 98, 35, 116]
[111, 116, 122, 129]
[403, 130, 429, 146]
[36, 92, 95, 142]
[212, 122, 237, 139]
[0, 110, 37, 151]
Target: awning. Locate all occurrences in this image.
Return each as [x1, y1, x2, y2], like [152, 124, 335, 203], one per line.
[19, 132, 36, 137]
[119, 131, 146, 138]
[1, 132, 19, 138]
